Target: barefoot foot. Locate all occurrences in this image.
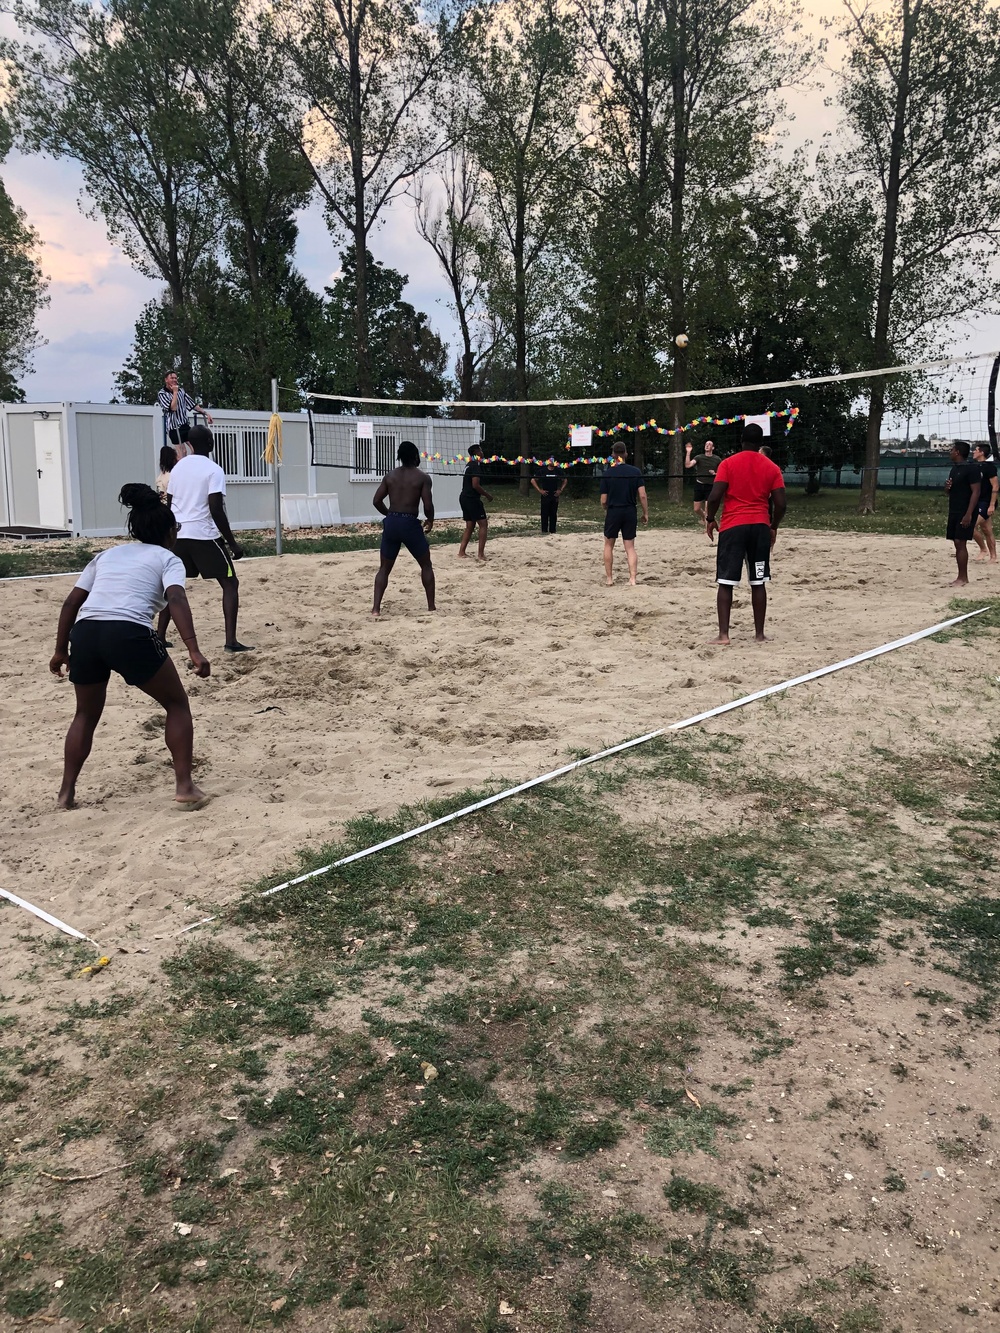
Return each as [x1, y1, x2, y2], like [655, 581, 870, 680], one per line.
[708, 635, 731, 646]
[57, 788, 76, 810]
[948, 578, 969, 586]
[175, 783, 206, 805]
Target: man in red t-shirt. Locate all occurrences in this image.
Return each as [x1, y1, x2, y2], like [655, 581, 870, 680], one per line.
[705, 422, 786, 645]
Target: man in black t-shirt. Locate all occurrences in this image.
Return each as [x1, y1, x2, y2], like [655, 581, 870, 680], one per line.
[971, 443, 998, 563]
[458, 444, 493, 560]
[945, 440, 981, 586]
[600, 440, 648, 585]
[531, 462, 567, 533]
[684, 439, 719, 524]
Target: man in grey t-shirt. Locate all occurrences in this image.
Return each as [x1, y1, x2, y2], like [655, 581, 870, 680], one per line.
[685, 439, 719, 524]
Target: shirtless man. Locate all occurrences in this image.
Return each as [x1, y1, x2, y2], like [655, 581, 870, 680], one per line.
[372, 440, 436, 617]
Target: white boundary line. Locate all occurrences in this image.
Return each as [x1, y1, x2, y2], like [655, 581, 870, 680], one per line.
[177, 606, 988, 936]
[0, 887, 100, 946]
[296, 349, 1000, 409]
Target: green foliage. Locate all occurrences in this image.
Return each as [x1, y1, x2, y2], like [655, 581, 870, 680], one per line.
[0, 113, 47, 398]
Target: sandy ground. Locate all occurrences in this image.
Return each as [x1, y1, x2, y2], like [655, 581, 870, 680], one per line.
[0, 524, 995, 955]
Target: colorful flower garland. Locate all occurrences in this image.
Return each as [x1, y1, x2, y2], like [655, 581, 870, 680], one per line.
[566, 406, 800, 444]
[414, 406, 799, 469]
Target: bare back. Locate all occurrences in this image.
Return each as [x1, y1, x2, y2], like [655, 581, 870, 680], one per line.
[382, 465, 432, 516]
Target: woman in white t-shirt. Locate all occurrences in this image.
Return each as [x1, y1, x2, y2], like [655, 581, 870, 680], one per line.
[49, 483, 211, 809]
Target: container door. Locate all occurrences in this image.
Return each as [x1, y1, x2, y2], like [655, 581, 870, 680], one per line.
[34, 419, 66, 529]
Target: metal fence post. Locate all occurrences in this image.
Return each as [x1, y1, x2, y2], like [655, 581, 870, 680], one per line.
[271, 378, 282, 557]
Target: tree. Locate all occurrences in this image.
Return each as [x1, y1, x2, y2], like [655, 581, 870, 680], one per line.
[835, 0, 1000, 512]
[571, 0, 809, 495]
[461, 0, 585, 486]
[169, 0, 317, 395]
[0, 116, 48, 400]
[279, 0, 463, 398]
[414, 149, 500, 414]
[311, 246, 447, 408]
[9, 0, 220, 383]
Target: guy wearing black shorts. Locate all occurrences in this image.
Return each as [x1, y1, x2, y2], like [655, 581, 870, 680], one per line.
[684, 439, 718, 523]
[371, 440, 436, 616]
[161, 425, 252, 651]
[944, 440, 981, 586]
[458, 444, 492, 560]
[705, 422, 786, 645]
[600, 440, 648, 585]
[971, 443, 998, 563]
[531, 461, 567, 533]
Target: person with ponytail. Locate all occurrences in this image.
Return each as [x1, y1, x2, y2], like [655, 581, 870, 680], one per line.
[49, 483, 210, 808]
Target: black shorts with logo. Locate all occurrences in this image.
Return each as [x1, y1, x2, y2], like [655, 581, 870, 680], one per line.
[69, 620, 168, 687]
[460, 493, 487, 523]
[947, 513, 977, 542]
[716, 523, 772, 586]
[175, 537, 235, 580]
[604, 505, 638, 541]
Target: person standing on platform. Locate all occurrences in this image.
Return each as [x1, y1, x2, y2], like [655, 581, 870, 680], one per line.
[705, 422, 786, 644]
[157, 371, 214, 458]
[531, 460, 567, 533]
[600, 440, 648, 586]
[685, 439, 719, 524]
[458, 444, 493, 560]
[971, 443, 998, 563]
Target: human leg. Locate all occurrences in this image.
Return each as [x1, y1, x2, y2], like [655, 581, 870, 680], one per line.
[137, 658, 204, 802]
[751, 584, 768, 641]
[458, 520, 475, 557]
[58, 682, 108, 808]
[984, 516, 997, 561]
[711, 586, 734, 646]
[418, 552, 436, 610]
[549, 497, 558, 533]
[477, 519, 488, 560]
[372, 555, 397, 616]
[951, 539, 969, 586]
[973, 518, 988, 558]
[604, 537, 615, 585]
[624, 538, 638, 585]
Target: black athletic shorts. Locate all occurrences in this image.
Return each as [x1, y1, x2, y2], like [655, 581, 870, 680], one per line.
[693, 481, 713, 502]
[381, 512, 430, 561]
[175, 537, 235, 580]
[68, 619, 168, 688]
[947, 513, 977, 542]
[460, 494, 487, 523]
[716, 523, 772, 586]
[604, 505, 638, 541]
[167, 423, 191, 448]
[977, 498, 993, 520]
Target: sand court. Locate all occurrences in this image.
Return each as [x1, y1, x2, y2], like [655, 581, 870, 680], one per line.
[0, 525, 992, 950]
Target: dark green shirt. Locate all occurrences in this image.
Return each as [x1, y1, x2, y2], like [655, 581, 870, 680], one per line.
[692, 453, 719, 484]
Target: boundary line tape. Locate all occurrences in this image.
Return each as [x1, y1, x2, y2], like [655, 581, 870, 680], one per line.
[177, 605, 988, 936]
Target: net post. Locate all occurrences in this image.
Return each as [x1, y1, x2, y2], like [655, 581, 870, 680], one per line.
[989, 353, 1000, 464]
[271, 378, 282, 557]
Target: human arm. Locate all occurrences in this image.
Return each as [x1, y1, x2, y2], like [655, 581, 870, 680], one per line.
[165, 585, 210, 676]
[704, 480, 728, 541]
[558, 478, 567, 496]
[769, 487, 787, 548]
[637, 484, 649, 524]
[990, 473, 998, 515]
[964, 480, 980, 527]
[373, 478, 389, 516]
[530, 477, 544, 494]
[684, 444, 696, 470]
[422, 474, 435, 532]
[471, 475, 493, 502]
[50, 587, 89, 675]
[208, 492, 243, 558]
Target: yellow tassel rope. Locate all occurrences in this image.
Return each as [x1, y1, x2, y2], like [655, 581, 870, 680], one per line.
[265, 413, 283, 466]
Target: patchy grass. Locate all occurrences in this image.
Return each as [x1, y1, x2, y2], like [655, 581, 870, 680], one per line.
[4, 615, 1000, 1329]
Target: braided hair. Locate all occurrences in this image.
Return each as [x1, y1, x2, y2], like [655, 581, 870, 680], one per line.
[119, 483, 177, 546]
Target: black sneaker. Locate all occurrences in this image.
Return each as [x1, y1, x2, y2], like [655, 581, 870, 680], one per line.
[224, 641, 255, 653]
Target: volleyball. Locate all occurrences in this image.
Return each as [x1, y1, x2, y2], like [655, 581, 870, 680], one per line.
[675, 333, 689, 348]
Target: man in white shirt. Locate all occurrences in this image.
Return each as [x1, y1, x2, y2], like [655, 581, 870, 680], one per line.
[161, 425, 252, 652]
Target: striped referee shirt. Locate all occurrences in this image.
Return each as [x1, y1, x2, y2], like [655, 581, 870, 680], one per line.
[157, 384, 197, 433]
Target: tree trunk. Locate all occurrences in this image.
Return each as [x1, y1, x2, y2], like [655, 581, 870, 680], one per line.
[350, 35, 372, 399]
[859, 0, 921, 514]
[514, 181, 531, 495]
[666, 0, 688, 504]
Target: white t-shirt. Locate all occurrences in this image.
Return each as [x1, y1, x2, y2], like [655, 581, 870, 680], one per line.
[168, 454, 227, 541]
[75, 544, 187, 627]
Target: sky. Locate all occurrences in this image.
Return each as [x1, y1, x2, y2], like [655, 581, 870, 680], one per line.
[2, 1, 999, 405]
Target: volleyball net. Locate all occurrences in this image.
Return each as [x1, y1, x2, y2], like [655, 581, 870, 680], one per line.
[291, 350, 1000, 487]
